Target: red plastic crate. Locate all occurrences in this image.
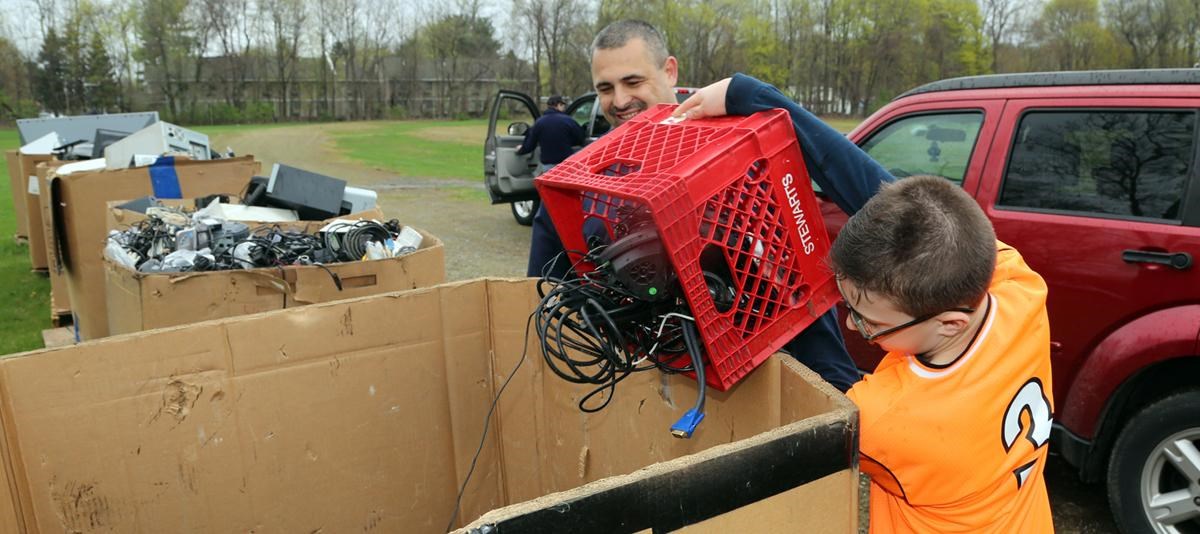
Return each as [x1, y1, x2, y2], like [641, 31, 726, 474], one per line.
[535, 104, 840, 391]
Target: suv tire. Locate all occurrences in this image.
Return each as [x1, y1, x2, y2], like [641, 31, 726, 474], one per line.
[1107, 389, 1200, 534]
[511, 199, 540, 226]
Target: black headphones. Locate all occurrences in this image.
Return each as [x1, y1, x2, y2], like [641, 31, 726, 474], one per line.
[595, 226, 675, 301]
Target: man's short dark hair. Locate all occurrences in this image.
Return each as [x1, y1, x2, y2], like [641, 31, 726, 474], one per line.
[830, 175, 996, 317]
[592, 19, 669, 66]
[547, 95, 567, 107]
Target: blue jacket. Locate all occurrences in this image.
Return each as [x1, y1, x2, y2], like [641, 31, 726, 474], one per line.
[527, 73, 893, 391]
[517, 108, 585, 165]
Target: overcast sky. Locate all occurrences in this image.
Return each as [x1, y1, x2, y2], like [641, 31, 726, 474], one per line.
[0, 0, 42, 54]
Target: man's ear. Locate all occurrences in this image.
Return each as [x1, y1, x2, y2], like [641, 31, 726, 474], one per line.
[663, 56, 679, 86]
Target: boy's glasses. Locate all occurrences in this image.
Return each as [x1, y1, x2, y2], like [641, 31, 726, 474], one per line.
[835, 278, 975, 342]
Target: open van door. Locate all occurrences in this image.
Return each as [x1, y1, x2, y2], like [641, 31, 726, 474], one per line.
[485, 90, 540, 223]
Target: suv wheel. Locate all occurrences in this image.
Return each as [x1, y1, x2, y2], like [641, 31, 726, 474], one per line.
[1107, 389, 1200, 533]
[511, 199, 540, 226]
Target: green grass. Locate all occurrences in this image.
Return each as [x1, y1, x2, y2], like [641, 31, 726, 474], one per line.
[824, 117, 864, 133]
[0, 128, 53, 355]
[329, 120, 486, 180]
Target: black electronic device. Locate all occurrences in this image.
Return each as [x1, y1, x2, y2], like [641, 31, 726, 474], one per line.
[266, 164, 347, 220]
[243, 176, 270, 207]
[596, 227, 674, 302]
[92, 128, 132, 158]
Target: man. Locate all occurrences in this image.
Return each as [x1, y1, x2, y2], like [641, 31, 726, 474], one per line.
[528, 20, 889, 392]
[516, 95, 584, 175]
[526, 20, 677, 279]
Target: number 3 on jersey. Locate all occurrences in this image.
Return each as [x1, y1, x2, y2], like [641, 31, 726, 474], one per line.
[1002, 377, 1052, 489]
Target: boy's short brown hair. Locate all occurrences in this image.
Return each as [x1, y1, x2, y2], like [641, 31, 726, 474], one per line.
[830, 175, 996, 317]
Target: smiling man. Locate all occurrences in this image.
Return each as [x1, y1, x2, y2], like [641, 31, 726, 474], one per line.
[526, 20, 681, 280]
[527, 21, 889, 395]
[589, 20, 678, 127]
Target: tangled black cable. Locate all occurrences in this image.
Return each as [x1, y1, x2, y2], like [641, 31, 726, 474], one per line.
[323, 220, 392, 261]
[119, 216, 178, 260]
[238, 226, 326, 266]
[535, 251, 696, 413]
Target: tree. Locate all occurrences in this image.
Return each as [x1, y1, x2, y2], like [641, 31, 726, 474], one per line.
[923, 0, 986, 81]
[137, 0, 196, 120]
[980, 0, 1025, 72]
[199, 0, 254, 109]
[34, 28, 66, 114]
[107, 0, 142, 111]
[1031, 0, 1119, 71]
[263, 0, 307, 118]
[61, 13, 86, 113]
[0, 35, 36, 120]
[85, 31, 118, 112]
[421, 9, 501, 116]
[1106, 0, 1195, 68]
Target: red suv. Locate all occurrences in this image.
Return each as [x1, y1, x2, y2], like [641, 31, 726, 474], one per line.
[823, 69, 1200, 533]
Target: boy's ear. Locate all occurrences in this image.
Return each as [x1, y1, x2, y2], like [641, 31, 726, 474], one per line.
[933, 310, 973, 338]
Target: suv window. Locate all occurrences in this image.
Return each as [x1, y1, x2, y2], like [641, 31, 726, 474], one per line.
[572, 99, 594, 129]
[859, 112, 984, 184]
[999, 110, 1196, 221]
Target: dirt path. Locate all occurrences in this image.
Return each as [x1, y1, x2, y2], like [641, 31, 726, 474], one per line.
[209, 123, 531, 281]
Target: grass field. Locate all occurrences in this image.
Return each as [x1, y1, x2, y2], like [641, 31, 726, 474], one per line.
[0, 129, 53, 355]
[328, 120, 487, 180]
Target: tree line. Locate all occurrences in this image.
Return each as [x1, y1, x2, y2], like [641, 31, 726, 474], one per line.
[0, 0, 1197, 125]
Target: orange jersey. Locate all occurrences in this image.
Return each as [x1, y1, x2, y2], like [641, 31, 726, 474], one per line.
[847, 242, 1054, 533]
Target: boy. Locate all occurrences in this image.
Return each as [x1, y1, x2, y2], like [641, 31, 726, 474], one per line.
[678, 81, 1054, 532]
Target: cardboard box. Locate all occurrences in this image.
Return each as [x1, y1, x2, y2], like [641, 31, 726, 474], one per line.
[35, 161, 71, 321]
[3, 150, 28, 239]
[3, 150, 55, 266]
[50, 156, 260, 340]
[0, 279, 858, 532]
[103, 200, 446, 335]
[18, 153, 53, 269]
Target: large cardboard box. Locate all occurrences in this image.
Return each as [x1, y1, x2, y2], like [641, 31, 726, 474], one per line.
[3, 150, 28, 239]
[50, 156, 260, 340]
[18, 153, 53, 269]
[104, 201, 446, 335]
[35, 161, 71, 322]
[0, 279, 859, 533]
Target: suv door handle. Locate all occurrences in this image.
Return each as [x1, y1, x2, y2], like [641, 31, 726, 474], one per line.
[1122, 249, 1192, 270]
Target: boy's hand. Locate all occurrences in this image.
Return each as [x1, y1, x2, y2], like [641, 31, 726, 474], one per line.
[673, 78, 731, 120]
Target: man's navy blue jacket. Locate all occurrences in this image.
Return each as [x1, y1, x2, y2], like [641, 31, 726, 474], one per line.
[526, 73, 894, 391]
[517, 108, 585, 165]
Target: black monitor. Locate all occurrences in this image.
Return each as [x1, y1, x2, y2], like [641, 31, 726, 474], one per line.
[92, 128, 132, 159]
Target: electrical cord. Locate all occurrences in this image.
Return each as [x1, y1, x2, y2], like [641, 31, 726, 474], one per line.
[535, 246, 699, 413]
[672, 320, 707, 438]
[323, 220, 391, 261]
[445, 306, 537, 533]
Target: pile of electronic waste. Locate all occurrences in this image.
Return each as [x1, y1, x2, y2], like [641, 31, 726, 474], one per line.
[105, 197, 422, 274]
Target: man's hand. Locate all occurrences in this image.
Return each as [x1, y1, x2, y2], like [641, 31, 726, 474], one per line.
[673, 78, 732, 120]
